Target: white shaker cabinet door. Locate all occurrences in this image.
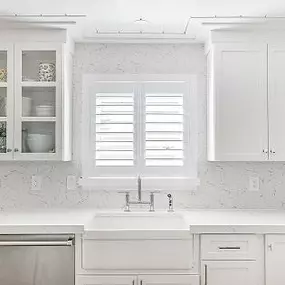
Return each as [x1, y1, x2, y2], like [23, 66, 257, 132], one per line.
[139, 275, 199, 285]
[201, 261, 261, 285]
[268, 45, 285, 161]
[208, 44, 268, 161]
[266, 235, 285, 285]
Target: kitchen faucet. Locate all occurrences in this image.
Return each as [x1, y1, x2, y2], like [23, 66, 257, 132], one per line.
[121, 176, 158, 212]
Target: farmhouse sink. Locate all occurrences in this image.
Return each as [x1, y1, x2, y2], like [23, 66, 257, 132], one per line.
[82, 212, 195, 271]
[85, 211, 188, 231]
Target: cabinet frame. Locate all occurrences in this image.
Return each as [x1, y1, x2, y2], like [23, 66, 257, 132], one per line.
[14, 42, 63, 160]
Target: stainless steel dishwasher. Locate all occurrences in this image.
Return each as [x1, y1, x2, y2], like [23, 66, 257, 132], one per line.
[0, 234, 74, 285]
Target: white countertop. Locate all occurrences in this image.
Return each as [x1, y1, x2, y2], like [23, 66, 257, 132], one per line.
[0, 209, 285, 234]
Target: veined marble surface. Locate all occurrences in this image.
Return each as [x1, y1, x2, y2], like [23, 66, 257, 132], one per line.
[0, 44, 285, 210]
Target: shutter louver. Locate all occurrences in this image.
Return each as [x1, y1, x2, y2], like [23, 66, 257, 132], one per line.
[95, 92, 134, 166]
[145, 92, 184, 166]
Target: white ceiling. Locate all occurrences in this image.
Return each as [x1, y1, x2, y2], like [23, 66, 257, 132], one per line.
[1, 0, 285, 42]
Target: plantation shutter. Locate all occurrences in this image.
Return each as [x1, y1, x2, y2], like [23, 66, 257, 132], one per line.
[93, 82, 136, 168]
[142, 82, 188, 168]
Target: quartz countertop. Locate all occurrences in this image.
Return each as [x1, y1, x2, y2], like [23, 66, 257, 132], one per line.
[0, 209, 285, 234]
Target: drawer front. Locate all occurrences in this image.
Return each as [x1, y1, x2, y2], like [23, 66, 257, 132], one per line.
[82, 238, 196, 271]
[201, 235, 263, 260]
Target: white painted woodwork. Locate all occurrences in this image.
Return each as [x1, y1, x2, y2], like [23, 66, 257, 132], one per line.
[0, 37, 72, 161]
[140, 274, 199, 285]
[201, 261, 261, 285]
[266, 235, 285, 285]
[268, 45, 285, 161]
[207, 43, 268, 161]
[81, 238, 196, 271]
[201, 234, 263, 260]
[77, 275, 136, 285]
[0, 43, 14, 160]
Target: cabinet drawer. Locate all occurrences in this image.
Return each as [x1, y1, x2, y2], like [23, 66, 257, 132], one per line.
[201, 235, 263, 260]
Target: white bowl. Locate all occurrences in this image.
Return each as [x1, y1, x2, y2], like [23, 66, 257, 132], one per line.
[35, 105, 55, 117]
[27, 133, 54, 153]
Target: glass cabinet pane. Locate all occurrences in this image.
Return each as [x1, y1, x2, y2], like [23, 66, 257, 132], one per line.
[0, 88, 7, 117]
[0, 51, 7, 83]
[22, 122, 55, 154]
[22, 87, 55, 117]
[22, 51, 56, 82]
[0, 122, 7, 153]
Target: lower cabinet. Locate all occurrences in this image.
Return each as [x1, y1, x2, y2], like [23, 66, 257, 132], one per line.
[266, 235, 285, 285]
[77, 275, 199, 285]
[201, 261, 260, 285]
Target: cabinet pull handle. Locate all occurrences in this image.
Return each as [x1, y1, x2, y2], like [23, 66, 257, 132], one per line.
[262, 149, 268, 154]
[132, 280, 135, 285]
[270, 150, 276, 154]
[6, 148, 12, 153]
[218, 246, 241, 250]
[204, 264, 208, 285]
[140, 280, 143, 285]
[268, 244, 273, 251]
[14, 148, 19, 152]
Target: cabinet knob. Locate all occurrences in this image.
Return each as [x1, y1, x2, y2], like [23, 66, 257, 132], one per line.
[14, 148, 19, 152]
[6, 148, 12, 153]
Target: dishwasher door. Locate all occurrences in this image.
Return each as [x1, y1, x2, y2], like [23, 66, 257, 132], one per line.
[0, 235, 74, 285]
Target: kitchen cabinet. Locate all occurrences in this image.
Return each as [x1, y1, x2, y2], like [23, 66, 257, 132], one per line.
[268, 45, 285, 161]
[0, 40, 72, 161]
[77, 275, 199, 285]
[207, 43, 268, 161]
[139, 275, 199, 285]
[201, 261, 260, 285]
[201, 234, 263, 285]
[266, 235, 285, 285]
[208, 41, 285, 162]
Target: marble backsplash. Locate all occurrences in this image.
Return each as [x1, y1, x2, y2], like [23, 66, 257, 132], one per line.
[0, 43, 285, 211]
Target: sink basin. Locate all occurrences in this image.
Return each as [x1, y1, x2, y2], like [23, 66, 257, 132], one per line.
[85, 212, 188, 230]
[82, 212, 194, 271]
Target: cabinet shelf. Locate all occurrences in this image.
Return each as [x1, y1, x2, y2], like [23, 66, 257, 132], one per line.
[21, 81, 56, 88]
[21, 117, 56, 122]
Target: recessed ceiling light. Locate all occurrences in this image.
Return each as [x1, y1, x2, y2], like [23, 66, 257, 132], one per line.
[134, 18, 149, 25]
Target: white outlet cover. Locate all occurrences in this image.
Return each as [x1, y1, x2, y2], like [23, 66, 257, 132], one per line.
[31, 175, 42, 191]
[67, 175, 77, 190]
[249, 176, 260, 192]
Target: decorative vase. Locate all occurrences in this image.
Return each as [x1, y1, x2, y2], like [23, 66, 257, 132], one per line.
[38, 62, 56, 82]
[0, 68, 7, 82]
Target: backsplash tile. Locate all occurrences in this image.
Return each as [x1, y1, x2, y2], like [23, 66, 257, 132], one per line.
[1, 43, 285, 210]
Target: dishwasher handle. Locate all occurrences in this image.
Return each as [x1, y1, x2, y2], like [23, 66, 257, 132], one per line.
[0, 240, 74, 246]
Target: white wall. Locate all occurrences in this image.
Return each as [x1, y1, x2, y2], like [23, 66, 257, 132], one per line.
[1, 43, 285, 210]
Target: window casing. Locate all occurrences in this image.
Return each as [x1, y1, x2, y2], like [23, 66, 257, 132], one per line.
[81, 75, 198, 190]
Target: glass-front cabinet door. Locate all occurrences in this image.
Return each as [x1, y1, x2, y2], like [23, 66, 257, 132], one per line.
[14, 43, 62, 160]
[0, 44, 14, 160]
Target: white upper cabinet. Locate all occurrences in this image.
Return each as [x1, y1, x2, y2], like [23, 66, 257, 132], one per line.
[0, 37, 72, 161]
[268, 45, 285, 161]
[208, 43, 268, 161]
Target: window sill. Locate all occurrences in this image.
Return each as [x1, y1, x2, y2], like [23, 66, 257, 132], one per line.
[78, 177, 200, 191]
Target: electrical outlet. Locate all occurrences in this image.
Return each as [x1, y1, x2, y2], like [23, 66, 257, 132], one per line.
[249, 176, 260, 192]
[31, 175, 42, 191]
[67, 175, 77, 190]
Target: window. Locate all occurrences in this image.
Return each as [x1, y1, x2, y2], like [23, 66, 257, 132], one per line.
[82, 75, 198, 190]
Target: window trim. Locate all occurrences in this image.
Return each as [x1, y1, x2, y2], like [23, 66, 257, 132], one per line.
[81, 74, 199, 191]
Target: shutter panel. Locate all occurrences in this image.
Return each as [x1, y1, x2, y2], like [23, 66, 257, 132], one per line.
[93, 83, 135, 167]
[143, 82, 186, 167]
